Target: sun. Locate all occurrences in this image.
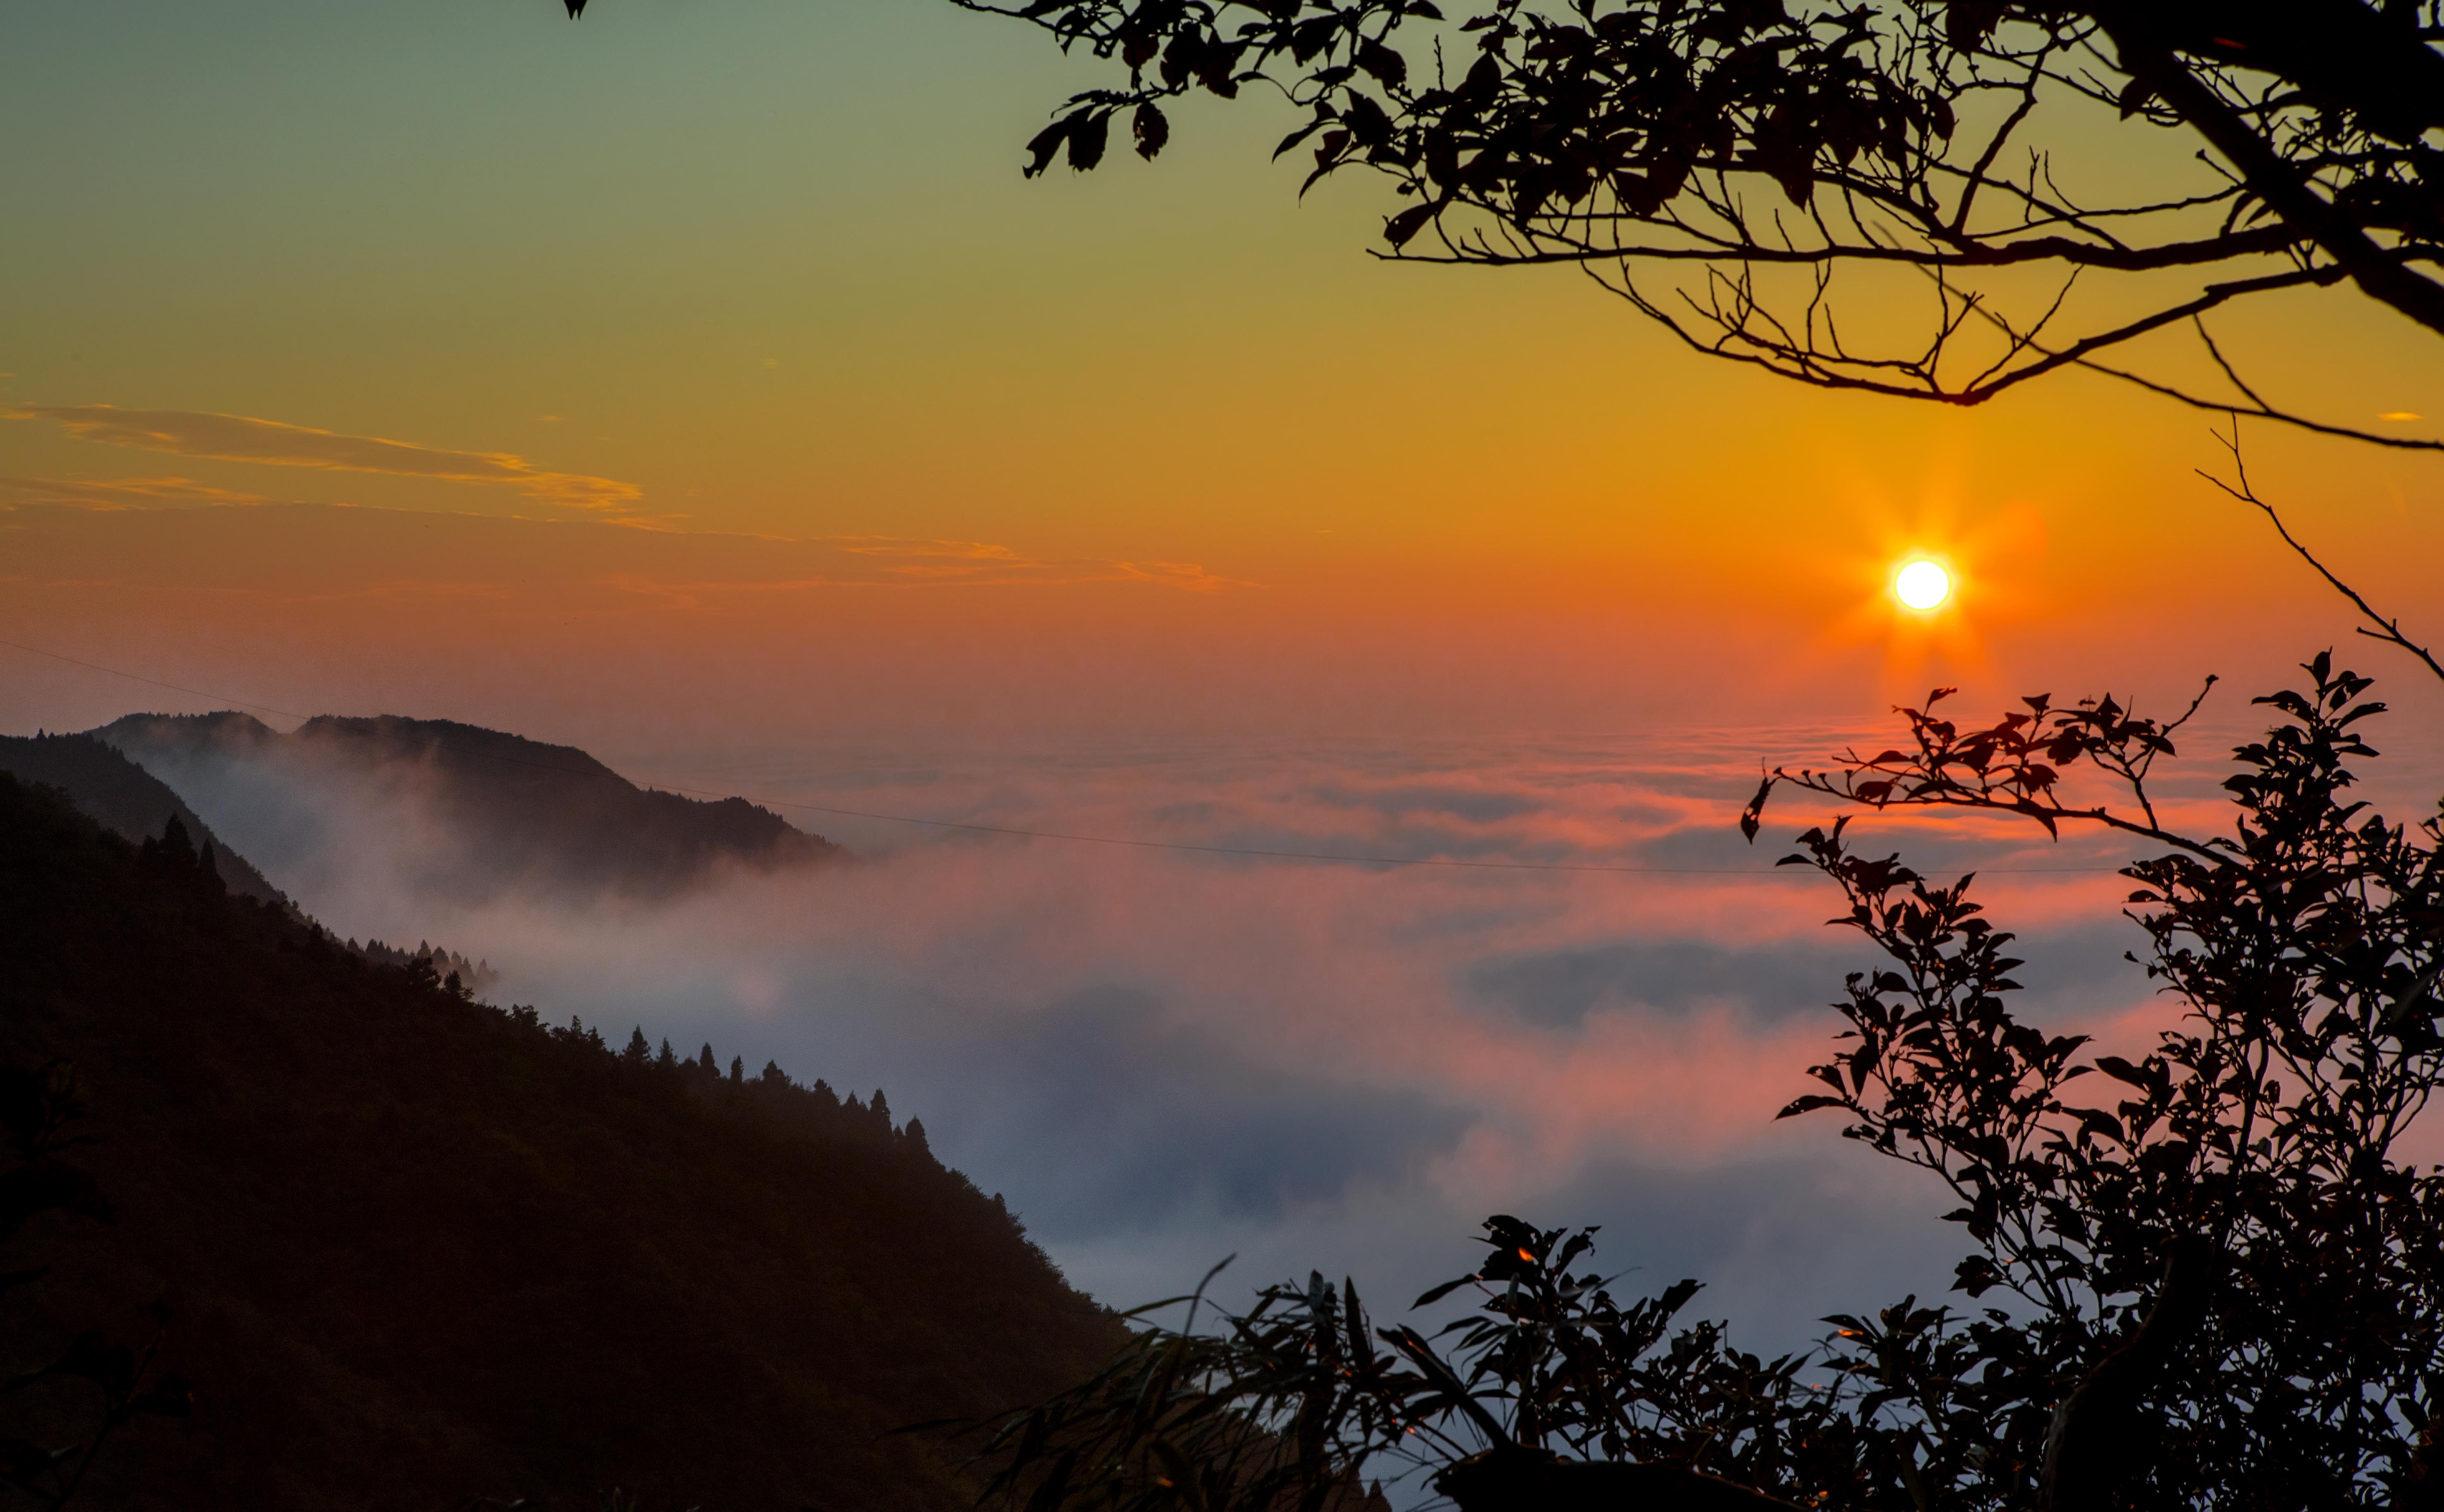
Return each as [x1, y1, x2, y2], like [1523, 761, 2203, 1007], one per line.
[1894, 558, 1952, 612]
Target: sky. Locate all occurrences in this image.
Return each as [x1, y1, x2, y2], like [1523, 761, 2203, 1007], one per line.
[5, 0, 2444, 1384]
[5, 0, 2442, 744]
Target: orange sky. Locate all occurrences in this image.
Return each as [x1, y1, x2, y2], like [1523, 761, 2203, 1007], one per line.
[3, 0, 2439, 750]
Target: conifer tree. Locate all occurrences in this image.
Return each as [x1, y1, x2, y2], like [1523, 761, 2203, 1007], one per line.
[622, 1028, 651, 1066]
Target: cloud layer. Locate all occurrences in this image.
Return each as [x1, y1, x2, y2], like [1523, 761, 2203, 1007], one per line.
[116, 720, 2228, 1354]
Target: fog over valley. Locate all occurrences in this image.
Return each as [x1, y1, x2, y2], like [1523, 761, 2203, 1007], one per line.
[75, 708, 2331, 1351]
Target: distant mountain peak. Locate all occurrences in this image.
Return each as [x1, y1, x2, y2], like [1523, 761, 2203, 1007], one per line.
[0, 730, 292, 911]
[91, 710, 843, 902]
[99, 709, 281, 747]
[293, 715, 626, 785]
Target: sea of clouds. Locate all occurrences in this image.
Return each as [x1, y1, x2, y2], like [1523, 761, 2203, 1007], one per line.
[120, 705, 2444, 1360]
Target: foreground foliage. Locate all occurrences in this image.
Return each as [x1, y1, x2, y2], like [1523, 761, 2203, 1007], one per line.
[961, 646, 2444, 1511]
[936, 0, 2444, 444]
[0, 1061, 190, 1511]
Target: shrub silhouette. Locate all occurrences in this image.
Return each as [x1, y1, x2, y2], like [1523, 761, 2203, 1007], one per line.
[962, 644, 2444, 1511]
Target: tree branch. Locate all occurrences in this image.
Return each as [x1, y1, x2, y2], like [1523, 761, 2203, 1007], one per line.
[2198, 424, 2444, 687]
[2037, 1233, 2222, 1512]
[2106, 26, 2444, 337]
[1438, 1449, 1807, 1512]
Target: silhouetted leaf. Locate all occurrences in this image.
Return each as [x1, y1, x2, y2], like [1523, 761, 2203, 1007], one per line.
[1066, 110, 1110, 170]
[1023, 117, 1072, 178]
[1384, 202, 1435, 246]
[1132, 101, 1169, 159]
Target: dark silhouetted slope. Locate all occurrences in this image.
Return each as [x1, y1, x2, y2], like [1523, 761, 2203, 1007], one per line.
[0, 731, 289, 909]
[0, 773, 1115, 1511]
[92, 710, 842, 901]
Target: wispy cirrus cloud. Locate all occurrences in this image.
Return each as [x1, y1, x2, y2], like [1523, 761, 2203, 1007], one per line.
[0, 500, 1255, 611]
[598, 537, 1256, 598]
[0, 474, 272, 509]
[817, 536, 1252, 590]
[5, 404, 640, 511]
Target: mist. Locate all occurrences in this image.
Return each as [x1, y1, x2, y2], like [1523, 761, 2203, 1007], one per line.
[90, 711, 2254, 1356]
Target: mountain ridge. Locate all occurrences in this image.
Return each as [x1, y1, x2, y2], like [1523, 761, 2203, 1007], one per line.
[92, 710, 843, 902]
[0, 769, 1115, 1510]
[0, 730, 290, 910]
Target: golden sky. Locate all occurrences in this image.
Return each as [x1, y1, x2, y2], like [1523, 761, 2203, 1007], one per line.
[4, 0, 2439, 748]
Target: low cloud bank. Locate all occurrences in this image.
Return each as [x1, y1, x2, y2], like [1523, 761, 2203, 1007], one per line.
[129, 722, 2213, 1351]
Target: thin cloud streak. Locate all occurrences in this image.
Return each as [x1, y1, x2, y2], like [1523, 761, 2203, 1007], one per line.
[597, 546, 1254, 598]
[0, 474, 273, 509]
[6, 405, 641, 511]
[0, 496, 1251, 597]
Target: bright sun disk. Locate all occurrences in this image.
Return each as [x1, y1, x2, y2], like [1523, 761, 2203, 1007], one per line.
[1895, 559, 1951, 611]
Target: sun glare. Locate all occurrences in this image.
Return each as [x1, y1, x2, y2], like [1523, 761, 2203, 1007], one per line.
[1894, 558, 1951, 611]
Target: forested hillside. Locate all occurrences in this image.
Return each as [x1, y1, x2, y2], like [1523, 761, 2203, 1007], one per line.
[94, 711, 841, 901]
[0, 773, 1117, 1511]
[0, 732, 289, 910]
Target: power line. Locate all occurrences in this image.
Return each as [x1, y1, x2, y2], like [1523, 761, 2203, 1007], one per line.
[0, 638, 313, 725]
[0, 634, 2129, 876]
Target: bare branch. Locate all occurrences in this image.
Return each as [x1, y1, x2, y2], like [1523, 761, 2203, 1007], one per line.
[2199, 423, 2444, 687]
[963, 0, 2444, 441]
